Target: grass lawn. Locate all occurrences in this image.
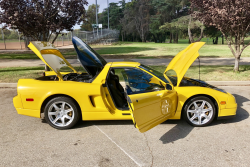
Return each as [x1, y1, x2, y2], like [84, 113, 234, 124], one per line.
[0, 49, 77, 59]
[1, 38, 250, 59]
[93, 42, 250, 58]
[1, 65, 249, 83]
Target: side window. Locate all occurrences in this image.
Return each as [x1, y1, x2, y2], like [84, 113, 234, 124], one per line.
[120, 68, 165, 94]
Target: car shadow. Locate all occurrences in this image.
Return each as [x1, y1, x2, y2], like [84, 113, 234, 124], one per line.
[159, 120, 194, 144]
[73, 120, 134, 129]
[159, 93, 249, 144]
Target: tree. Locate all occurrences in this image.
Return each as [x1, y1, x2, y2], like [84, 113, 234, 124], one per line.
[99, 2, 123, 30]
[120, 3, 138, 42]
[160, 15, 204, 43]
[133, 0, 151, 42]
[204, 26, 223, 44]
[150, 15, 167, 43]
[81, 4, 99, 31]
[190, 0, 250, 72]
[151, 0, 190, 43]
[0, 0, 87, 71]
[8, 30, 19, 39]
[187, 15, 204, 43]
[0, 0, 88, 43]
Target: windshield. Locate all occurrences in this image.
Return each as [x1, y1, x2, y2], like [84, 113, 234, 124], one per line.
[139, 64, 172, 84]
[167, 76, 177, 86]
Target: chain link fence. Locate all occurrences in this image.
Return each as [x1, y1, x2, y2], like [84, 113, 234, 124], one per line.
[0, 28, 120, 50]
[73, 29, 120, 45]
[0, 29, 26, 50]
[49, 33, 73, 47]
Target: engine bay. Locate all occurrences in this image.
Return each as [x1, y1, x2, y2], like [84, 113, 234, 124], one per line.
[63, 73, 92, 82]
[36, 73, 92, 83]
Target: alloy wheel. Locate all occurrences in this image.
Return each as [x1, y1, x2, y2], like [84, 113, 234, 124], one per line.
[186, 100, 214, 126]
[48, 101, 75, 127]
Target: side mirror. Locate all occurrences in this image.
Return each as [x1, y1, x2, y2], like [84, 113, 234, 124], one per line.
[166, 83, 173, 90]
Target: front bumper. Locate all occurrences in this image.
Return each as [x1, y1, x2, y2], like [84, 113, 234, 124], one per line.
[218, 93, 237, 118]
[218, 107, 237, 117]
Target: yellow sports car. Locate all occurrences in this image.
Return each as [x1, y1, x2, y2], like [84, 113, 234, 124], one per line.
[13, 37, 237, 132]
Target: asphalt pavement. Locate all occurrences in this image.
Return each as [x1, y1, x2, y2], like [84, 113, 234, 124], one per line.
[1, 86, 250, 166]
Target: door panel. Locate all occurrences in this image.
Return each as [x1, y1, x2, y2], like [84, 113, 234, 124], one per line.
[128, 89, 177, 133]
[120, 67, 177, 133]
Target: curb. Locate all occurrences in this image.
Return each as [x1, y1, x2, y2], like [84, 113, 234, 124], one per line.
[1, 81, 250, 88]
[206, 81, 250, 86]
[0, 83, 17, 88]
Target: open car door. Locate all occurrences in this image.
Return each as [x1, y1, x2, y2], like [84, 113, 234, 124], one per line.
[121, 67, 178, 133]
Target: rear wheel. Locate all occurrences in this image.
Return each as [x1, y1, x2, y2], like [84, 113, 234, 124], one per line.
[44, 97, 80, 130]
[183, 96, 216, 127]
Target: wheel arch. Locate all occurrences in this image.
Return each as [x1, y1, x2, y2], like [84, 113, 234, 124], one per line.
[181, 94, 219, 119]
[40, 94, 82, 118]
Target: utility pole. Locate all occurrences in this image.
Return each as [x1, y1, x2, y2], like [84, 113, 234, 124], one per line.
[107, 0, 109, 29]
[96, 0, 98, 36]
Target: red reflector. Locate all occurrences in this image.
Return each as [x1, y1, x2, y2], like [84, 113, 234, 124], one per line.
[26, 98, 34, 101]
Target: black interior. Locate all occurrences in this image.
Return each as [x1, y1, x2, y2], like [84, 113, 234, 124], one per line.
[107, 70, 129, 110]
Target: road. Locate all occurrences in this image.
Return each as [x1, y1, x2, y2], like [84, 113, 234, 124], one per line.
[1, 57, 250, 67]
[1, 86, 250, 167]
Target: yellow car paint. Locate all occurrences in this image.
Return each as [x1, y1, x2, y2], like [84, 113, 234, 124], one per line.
[128, 89, 177, 133]
[44, 71, 73, 76]
[13, 41, 237, 132]
[165, 42, 205, 86]
[28, 42, 77, 80]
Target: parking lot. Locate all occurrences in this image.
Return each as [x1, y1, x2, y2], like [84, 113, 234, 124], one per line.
[1, 86, 250, 167]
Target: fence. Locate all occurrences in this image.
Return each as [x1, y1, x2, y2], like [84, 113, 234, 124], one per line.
[73, 29, 120, 45]
[49, 33, 72, 47]
[0, 29, 26, 50]
[0, 28, 120, 50]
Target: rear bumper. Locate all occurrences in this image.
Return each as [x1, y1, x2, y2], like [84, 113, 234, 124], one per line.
[16, 108, 40, 118]
[13, 95, 23, 109]
[13, 95, 40, 118]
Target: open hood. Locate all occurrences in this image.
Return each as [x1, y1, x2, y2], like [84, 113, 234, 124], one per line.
[164, 42, 205, 86]
[28, 41, 77, 80]
[72, 36, 107, 77]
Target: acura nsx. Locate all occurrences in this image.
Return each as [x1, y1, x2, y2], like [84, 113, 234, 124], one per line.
[13, 37, 237, 132]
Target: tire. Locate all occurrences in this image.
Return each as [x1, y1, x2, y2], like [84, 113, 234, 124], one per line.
[183, 96, 216, 127]
[44, 96, 80, 130]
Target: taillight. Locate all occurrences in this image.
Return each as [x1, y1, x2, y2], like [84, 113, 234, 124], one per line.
[26, 98, 34, 101]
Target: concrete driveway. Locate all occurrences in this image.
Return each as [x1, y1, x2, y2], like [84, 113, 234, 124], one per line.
[1, 86, 250, 167]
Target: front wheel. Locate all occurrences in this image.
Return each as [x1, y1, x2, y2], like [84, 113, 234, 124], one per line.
[183, 96, 216, 127]
[44, 97, 80, 130]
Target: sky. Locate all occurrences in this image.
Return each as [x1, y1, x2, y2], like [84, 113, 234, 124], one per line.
[73, 0, 121, 29]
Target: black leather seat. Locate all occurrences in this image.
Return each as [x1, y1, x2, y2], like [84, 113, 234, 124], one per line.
[107, 73, 128, 108]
